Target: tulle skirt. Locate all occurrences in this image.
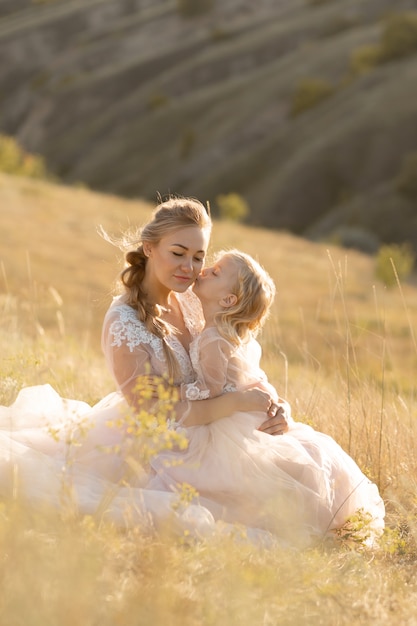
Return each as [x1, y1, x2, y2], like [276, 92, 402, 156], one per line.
[0, 385, 384, 547]
[149, 412, 385, 546]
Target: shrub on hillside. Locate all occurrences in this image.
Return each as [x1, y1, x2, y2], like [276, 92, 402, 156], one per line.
[349, 44, 381, 76]
[290, 78, 334, 117]
[215, 193, 250, 222]
[375, 243, 415, 287]
[379, 12, 417, 61]
[395, 151, 417, 202]
[347, 13, 417, 83]
[176, 0, 214, 17]
[0, 134, 48, 178]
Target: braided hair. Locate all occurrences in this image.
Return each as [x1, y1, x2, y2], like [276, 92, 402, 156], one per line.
[120, 196, 212, 379]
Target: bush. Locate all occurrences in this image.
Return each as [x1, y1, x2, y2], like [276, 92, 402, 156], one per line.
[0, 134, 48, 178]
[290, 78, 334, 117]
[349, 44, 381, 76]
[379, 12, 417, 61]
[395, 151, 417, 202]
[176, 0, 214, 17]
[375, 243, 415, 287]
[215, 193, 250, 222]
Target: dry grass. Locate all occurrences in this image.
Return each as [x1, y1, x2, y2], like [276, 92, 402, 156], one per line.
[1, 173, 417, 624]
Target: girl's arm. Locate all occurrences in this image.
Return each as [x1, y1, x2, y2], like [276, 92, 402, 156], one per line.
[180, 332, 231, 401]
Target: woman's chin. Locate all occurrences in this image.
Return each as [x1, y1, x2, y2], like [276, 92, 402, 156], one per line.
[172, 280, 194, 292]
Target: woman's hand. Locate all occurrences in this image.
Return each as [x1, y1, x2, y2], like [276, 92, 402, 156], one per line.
[258, 401, 289, 436]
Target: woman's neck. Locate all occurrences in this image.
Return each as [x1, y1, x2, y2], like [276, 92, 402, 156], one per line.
[142, 275, 172, 311]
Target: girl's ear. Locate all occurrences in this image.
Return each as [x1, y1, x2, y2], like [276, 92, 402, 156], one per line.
[219, 293, 237, 308]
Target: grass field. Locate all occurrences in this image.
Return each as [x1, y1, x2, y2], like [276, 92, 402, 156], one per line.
[1, 173, 417, 624]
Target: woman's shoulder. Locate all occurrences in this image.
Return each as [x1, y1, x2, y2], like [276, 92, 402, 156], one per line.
[106, 296, 137, 318]
[103, 297, 161, 353]
[104, 297, 141, 328]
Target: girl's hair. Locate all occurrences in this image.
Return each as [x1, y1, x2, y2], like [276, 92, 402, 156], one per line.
[213, 249, 276, 345]
[117, 196, 212, 379]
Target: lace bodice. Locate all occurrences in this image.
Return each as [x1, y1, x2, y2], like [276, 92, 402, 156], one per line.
[101, 290, 204, 395]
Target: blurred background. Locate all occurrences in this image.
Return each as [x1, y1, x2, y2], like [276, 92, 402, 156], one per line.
[1, 0, 417, 254]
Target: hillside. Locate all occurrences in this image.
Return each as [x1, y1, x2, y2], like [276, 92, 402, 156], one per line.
[1, 0, 417, 252]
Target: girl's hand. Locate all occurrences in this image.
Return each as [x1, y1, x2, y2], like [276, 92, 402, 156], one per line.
[239, 388, 274, 413]
[258, 402, 289, 436]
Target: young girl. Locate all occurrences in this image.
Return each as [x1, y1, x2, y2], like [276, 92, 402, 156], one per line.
[149, 250, 385, 546]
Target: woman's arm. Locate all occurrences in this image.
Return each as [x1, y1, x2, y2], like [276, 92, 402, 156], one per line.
[179, 387, 273, 427]
[143, 376, 289, 433]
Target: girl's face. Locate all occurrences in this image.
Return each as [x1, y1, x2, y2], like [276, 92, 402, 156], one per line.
[193, 254, 238, 306]
[145, 226, 209, 293]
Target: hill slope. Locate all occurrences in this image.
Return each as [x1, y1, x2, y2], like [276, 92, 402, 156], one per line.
[1, 0, 417, 250]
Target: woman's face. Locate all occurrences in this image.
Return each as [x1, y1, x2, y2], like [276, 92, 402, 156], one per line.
[145, 226, 210, 293]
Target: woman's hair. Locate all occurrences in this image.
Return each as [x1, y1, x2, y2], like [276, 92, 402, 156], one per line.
[213, 250, 276, 345]
[120, 196, 212, 379]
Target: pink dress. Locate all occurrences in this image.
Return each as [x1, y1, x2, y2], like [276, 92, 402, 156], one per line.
[148, 323, 385, 546]
[0, 289, 384, 546]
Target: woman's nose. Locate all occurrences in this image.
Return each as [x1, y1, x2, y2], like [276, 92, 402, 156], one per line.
[180, 257, 193, 272]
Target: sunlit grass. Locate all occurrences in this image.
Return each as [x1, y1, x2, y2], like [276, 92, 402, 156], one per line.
[1, 173, 417, 624]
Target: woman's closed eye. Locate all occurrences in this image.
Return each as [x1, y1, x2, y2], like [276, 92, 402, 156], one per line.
[173, 252, 204, 263]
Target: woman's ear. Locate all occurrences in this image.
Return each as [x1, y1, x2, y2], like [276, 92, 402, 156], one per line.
[219, 294, 237, 308]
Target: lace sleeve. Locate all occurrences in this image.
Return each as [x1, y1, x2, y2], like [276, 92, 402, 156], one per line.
[180, 328, 234, 401]
[101, 300, 167, 398]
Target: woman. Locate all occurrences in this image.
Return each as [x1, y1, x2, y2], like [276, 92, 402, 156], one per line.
[0, 196, 286, 542]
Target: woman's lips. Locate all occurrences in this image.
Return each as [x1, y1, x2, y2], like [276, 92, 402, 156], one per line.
[174, 275, 192, 282]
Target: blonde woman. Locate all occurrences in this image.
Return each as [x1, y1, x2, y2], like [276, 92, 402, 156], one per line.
[0, 197, 288, 540]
